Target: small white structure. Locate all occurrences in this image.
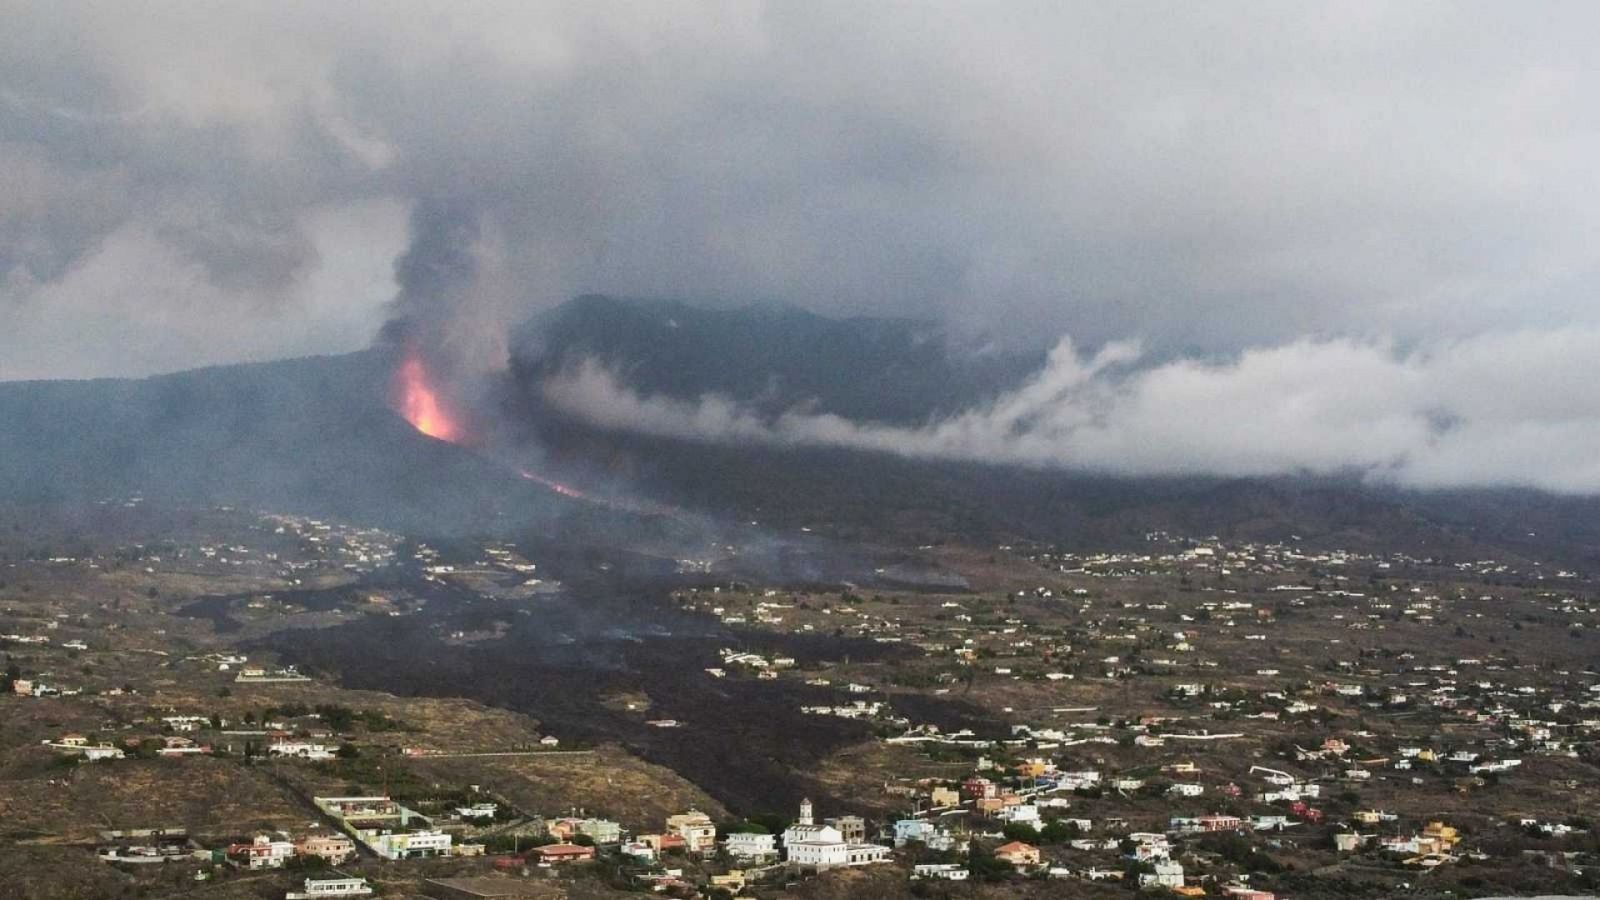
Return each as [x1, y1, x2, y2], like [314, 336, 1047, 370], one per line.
[44, 736, 124, 761]
[912, 863, 969, 881]
[269, 740, 336, 760]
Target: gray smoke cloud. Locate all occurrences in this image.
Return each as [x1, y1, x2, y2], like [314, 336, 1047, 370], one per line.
[381, 198, 515, 377]
[4, 2, 1600, 489]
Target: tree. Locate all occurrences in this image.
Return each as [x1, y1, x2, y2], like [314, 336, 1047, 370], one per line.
[287, 853, 329, 872]
[1002, 823, 1040, 843]
[1038, 819, 1075, 844]
[747, 813, 790, 835]
[717, 821, 769, 838]
[967, 844, 1014, 882]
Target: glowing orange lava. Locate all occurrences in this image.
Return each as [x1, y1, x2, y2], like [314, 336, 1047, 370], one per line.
[517, 467, 687, 521]
[395, 351, 464, 443]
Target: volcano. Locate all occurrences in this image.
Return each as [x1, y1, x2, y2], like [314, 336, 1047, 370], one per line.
[6, 296, 1600, 565]
[0, 348, 558, 534]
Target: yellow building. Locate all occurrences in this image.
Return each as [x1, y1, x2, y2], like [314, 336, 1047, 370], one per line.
[1422, 821, 1460, 847]
[1016, 760, 1052, 779]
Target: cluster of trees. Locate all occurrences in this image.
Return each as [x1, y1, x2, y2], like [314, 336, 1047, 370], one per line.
[233, 702, 413, 734]
[963, 842, 1017, 882]
[1001, 819, 1080, 844]
[1196, 830, 1284, 873]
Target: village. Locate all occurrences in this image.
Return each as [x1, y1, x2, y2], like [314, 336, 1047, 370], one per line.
[4, 502, 1600, 898]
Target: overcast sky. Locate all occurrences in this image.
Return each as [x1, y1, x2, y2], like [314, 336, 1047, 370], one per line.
[4, 3, 1600, 488]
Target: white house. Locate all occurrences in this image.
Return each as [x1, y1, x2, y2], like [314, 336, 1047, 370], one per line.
[1141, 860, 1185, 888]
[724, 832, 778, 861]
[371, 829, 451, 860]
[620, 841, 656, 861]
[995, 804, 1041, 827]
[235, 834, 295, 870]
[270, 740, 336, 760]
[1127, 833, 1172, 861]
[286, 874, 373, 898]
[162, 715, 207, 732]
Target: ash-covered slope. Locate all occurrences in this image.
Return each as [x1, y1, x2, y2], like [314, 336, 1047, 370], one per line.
[508, 297, 1600, 567]
[5, 295, 1600, 566]
[0, 349, 551, 533]
[512, 294, 1038, 424]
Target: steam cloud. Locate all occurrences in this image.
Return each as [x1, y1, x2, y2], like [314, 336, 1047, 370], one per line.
[542, 328, 1600, 494]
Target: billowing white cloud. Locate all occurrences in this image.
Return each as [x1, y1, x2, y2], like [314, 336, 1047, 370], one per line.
[541, 328, 1600, 493]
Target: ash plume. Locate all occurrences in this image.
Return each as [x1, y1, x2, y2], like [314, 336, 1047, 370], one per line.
[381, 199, 499, 378]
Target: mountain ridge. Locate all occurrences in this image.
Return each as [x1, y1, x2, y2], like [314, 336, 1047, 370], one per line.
[3, 296, 1598, 568]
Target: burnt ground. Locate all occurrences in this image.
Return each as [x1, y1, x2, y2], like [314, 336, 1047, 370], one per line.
[249, 565, 1004, 820]
[178, 584, 372, 633]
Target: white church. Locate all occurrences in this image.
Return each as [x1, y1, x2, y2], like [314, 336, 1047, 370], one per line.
[781, 798, 892, 870]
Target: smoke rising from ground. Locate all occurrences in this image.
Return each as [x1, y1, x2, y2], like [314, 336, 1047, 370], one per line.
[541, 327, 1600, 494]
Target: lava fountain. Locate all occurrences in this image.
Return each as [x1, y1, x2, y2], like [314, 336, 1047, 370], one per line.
[393, 347, 466, 443]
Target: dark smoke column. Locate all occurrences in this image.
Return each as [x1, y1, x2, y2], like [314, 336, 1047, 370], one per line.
[378, 199, 496, 444]
[381, 198, 484, 373]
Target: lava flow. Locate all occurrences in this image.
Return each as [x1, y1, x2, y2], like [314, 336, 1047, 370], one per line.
[392, 346, 685, 521]
[518, 467, 687, 522]
[394, 349, 465, 443]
